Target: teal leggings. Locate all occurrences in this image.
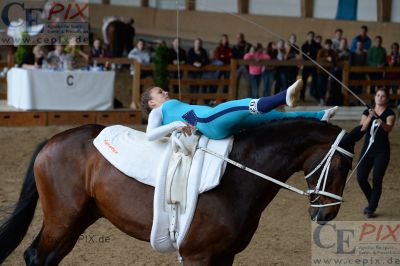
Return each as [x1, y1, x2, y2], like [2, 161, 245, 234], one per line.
[186, 99, 324, 139]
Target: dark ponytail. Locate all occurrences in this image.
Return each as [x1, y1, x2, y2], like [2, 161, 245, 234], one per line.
[140, 86, 155, 115]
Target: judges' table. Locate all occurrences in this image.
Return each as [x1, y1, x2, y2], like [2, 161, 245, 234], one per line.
[7, 68, 115, 110]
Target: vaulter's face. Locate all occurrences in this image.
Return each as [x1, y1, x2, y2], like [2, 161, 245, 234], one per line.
[149, 87, 169, 109]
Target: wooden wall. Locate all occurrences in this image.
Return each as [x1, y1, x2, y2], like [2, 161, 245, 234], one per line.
[89, 4, 400, 48]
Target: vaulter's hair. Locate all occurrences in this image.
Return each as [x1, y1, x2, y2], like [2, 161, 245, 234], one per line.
[140, 85, 157, 115]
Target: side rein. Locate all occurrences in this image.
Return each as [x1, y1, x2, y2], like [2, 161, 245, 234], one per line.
[199, 129, 354, 208]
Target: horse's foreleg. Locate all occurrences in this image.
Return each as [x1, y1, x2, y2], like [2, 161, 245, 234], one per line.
[25, 207, 98, 266]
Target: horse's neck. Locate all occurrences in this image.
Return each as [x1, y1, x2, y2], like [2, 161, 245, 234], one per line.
[227, 123, 338, 211]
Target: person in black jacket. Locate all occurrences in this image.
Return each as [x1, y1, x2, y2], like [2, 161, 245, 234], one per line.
[357, 88, 396, 218]
[187, 38, 210, 103]
[300, 31, 320, 101]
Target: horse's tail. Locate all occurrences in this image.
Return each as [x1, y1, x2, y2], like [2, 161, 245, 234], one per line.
[0, 140, 48, 264]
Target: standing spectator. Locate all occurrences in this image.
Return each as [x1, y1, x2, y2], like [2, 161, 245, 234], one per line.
[328, 38, 351, 106]
[244, 43, 270, 98]
[275, 39, 288, 92]
[125, 18, 136, 54]
[187, 38, 210, 102]
[213, 34, 232, 94]
[316, 39, 338, 105]
[301, 31, 320, 101]
[331, 28, 344, 52]
[386, 42, 400, 101]
[315, 35, 323, 50]
[368, 36, 387, 67]
[350, 25, 372, 52]
[128, 39, 151, 76]
[285, 34, 300, 86]
[169, 38, 187, 93]
[357, 88, 396, 218]
[232, 33, 252, 95]
[262, 41, 277, 96]
[350, 41, 368, 96]
[368, 36, 387, 80]
[337, 38, 351, 61]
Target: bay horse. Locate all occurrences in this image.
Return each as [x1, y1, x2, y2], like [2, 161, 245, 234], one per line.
[0, 119, 357, 265]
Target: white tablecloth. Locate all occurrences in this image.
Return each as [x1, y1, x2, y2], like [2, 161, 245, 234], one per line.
[7, 68, 115, 110]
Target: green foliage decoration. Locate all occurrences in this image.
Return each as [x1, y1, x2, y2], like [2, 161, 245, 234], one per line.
[152, 44, 169, 90]
[15, 32, 29, 66]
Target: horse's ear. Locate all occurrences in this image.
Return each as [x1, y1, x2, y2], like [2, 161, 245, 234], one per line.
[338, 125, 366, 153]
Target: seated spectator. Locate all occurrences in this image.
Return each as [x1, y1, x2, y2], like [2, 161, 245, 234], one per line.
[350, 41, 368, 96]
[368, 36, 387, 81]
[331, 28, 344, 52]
[350, 25, 371, 52]
[244, 43, 270, 98]
[47, 45, 66, 70]
[187, 38, 210, 102]
[128, 39, 151, 76]
[169, 37, 186, 65]
[316, 39, 338, 106]
[64, 36, 89, 69]
[128, 39, 151, 64]
[91, 38, 105, 59]
[262, 41, 277, 96]
[20, 45, 44, 69]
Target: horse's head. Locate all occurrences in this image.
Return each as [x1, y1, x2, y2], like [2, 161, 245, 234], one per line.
[303, 129, 356, 224]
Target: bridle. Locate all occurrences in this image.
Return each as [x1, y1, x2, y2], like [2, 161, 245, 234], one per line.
[199, 129, 354, 208]
[304, 130, 354, 208]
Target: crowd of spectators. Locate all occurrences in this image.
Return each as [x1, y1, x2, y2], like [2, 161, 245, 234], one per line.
[18, 23, 400, 106]
[120, 24, 400, 106]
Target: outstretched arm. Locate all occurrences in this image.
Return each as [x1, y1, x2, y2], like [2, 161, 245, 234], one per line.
[146, 107, 190, 141]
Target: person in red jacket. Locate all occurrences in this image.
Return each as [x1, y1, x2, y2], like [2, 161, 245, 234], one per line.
[213, 34, 232, 94]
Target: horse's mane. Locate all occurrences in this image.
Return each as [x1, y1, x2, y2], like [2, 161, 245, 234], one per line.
[234, 118, 342, 144]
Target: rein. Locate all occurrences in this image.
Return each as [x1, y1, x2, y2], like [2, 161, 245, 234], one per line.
[199, 129, 354, 208]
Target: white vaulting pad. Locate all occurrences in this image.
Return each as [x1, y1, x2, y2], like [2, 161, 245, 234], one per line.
[93, 125, 234, 251]
[93, 125, 169, 186]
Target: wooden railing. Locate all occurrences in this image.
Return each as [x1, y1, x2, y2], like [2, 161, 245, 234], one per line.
[3, 50, 398, 108]
[96, 57, 237, 109]
[341, 61, 400, 105]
